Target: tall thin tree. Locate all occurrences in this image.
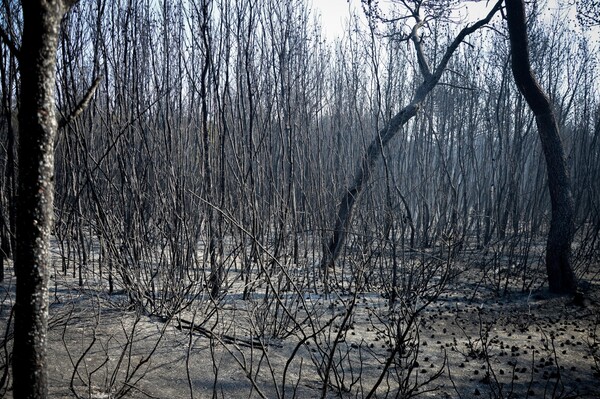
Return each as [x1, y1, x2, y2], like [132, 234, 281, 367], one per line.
[505, 0, 577, 294]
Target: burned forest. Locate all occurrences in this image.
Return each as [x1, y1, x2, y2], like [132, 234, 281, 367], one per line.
[1, 0, 599, 398]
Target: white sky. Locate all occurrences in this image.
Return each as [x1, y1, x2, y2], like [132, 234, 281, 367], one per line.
[310, 0, 356, 39]
[310, 0, 599, 43]
[310, 0, 498, 40]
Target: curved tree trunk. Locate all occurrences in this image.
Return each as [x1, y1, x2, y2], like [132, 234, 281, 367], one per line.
[13, 1, 75, 397]
[321, 1, 502, 270]
[505, 0, 577, 295]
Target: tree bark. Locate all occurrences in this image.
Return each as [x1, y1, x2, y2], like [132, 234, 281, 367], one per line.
[13, 1, 75, 397]
[321, 1, 502, 270]
[505, 0, 577, 294]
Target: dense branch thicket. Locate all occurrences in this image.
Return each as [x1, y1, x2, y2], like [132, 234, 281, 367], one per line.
[0, 0, 598, 309]
[0, 0, 598, 397]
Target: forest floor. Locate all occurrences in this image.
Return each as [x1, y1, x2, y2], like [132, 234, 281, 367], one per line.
[1, 251, 599, 399]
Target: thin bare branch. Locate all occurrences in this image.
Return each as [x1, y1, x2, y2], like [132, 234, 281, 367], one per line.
[58, 75, 102, 129]
[411, 20, 433, 79]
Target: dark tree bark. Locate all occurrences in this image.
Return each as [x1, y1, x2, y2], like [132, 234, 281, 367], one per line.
[321, 1, 502, 270]
[13, 1, 76, 397]
[505, 0, 577, 295]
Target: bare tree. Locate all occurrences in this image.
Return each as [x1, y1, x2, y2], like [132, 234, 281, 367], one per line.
[11, 0, 90, 397]
[321, 0, 503, 271]
[504, 0, 577, 295]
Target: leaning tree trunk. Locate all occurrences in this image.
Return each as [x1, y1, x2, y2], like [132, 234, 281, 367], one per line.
[321, 1, 502, 270]
[13, 1, 75, 397]
[505, 0, 577, 295]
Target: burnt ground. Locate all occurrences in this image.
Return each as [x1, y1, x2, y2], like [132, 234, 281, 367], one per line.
[1, 254, 599, 399]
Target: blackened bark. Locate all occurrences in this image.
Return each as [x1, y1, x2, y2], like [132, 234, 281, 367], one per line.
[505, 0, 577, 294]
[13, 1, 74, 397]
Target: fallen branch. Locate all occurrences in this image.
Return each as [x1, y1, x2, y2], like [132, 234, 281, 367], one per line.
[176, 317, 270, 350]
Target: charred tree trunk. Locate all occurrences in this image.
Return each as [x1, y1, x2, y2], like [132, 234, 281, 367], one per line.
[505, 0, 577, 295]
[13, 1, 75, 397]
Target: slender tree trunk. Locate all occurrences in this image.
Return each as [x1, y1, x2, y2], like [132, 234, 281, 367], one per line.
[505, 0, 577, 295]
[13, 1, 74, 397]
